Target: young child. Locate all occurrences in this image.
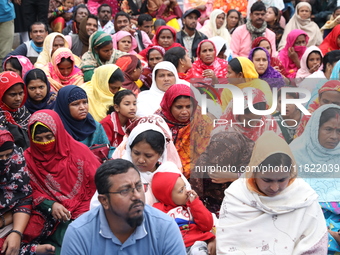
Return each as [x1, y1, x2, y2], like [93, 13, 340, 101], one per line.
[152, 172, 216, 255]
[50, 0, 75, 33]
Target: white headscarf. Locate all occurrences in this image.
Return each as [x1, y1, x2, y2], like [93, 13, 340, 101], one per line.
[136, 61, 180, 116]
[209, 36, 233, 61]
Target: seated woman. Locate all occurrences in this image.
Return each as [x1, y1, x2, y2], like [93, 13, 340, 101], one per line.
[156, 84, 213, 179]
[278, 29, 308, 79]
[42, 48, 84, 92]
[24, 109, 100, 255]
[265, 6, 284, 49]
[186, 39, 228, 85]
[80, 31, 126, 82]
[81, 64, 125, 122]
[0, 128, 33, 254]
[54, 85, 113, 159]
[115, 55, 142, 95]
[217, 131, 328, 254]
[111, 31, 138, 55]
[290, 104, 340, 254]
[163, 47, 192, 81]
[296, 46, 323, 89]
[137, 61, 180, 117]
[220, 57, 272, 111]
[199, 9, 232, 45]
[248, 47, 285, 89]
[278, 2, 323, 51]
[319, 24, 340, 56]
[140, 46, 165, 90]
[226, 9, 243, 35]
[0, 71, 31, 150]
[35, 32, 81, 69]
[24, 69, 57, 114]
[3, 56, 34, 78]
[320, 7, 340, 39]
[100, 90, 136, 147]
[210, 36, 233, 62]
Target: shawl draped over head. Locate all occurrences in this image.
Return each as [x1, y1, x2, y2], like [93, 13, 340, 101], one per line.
[290, 104, 340, 202]
[111, 31, 138, 55]
[319, 24, 340, 55]
[78, 16, 91, 55]
[34, 32, 81, 69]
[186, 39, 228, 82]
[3, 55, 34, 78]
[199, 9, 231, 45]
[24, 69, 57, 114]
[0, 128, 32, 215]
[24, 110, 99, 218]
[296, 46, 323, 81]
[278, 2, 323, 51]
[217, 130, 327, 254]
[81, 64, 120, 122]
[115, 55, 140, 94]
[0, 71, 30, 128]
[136, 61, 180, 117]
[43, 47, 84, 91]
[209, 36, 233, 61]
[278, 29, 309, 78]
[248, 47, 285, 89]
[54, 85, 96, 141]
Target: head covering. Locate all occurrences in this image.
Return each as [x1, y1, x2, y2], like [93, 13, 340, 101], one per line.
[137, 61, 180, 116]
[209, 36, 233, 61]
[290, 104, 340, 202]
[146, 46, 165, 61]
[78, 16, 91, 55]
[44, 47, 84, 91]
[24, 109, 99, 217]
[183, 8, 201, 19]
[152, 26, 183, 51]
[115, 55, 140, 93]
[199, 9, 231, 45]
[54, 85, 96, 141]
[112, 31, 138, 55]
[330, 60, 340, 80]
[24, 69, 57, 114]
[320, 13, 340, 33]
[296, 46, 323, 80]
[237, 57, 259, 79]
[278, 29, 309, 78]
[248, 47, 285, 89]
[278, 2, 323, 51]
[0, 127, 32, 215]
[81, 64, 120, 122]
[319, 24, 340, 55]
[3, 56, 34, 78]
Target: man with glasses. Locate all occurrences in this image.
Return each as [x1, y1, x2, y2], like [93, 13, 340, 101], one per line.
[61, 159, 186, 255]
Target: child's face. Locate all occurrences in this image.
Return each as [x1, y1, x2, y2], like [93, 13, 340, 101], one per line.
[64, 0, 74, 9]
[171, 177, 188, 206]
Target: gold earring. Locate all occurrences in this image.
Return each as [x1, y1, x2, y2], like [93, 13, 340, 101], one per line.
[181, 65, 184, 68]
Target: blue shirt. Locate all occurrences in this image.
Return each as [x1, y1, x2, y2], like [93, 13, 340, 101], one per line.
[0, 0, 15, 23]
[61, 205, 187, 255]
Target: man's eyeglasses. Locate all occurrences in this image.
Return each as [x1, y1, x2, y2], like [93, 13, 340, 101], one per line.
[106, 183, 148, 197]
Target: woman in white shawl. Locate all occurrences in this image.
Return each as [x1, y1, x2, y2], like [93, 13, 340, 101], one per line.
[278, 2, 323, 51]
[136, 61, 180, 117]
[290, 104, 340, 253]
[199, 9, 232, 46]
[217, 131, 328, 254]
[209, 36, 233, 61]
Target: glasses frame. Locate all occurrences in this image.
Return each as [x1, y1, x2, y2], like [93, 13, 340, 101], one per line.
[105, 183, 149, 196]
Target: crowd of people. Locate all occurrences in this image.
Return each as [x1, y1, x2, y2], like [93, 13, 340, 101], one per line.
[0, 0, 340, 254]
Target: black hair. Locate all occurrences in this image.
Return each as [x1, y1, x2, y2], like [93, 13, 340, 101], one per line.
[252, 47, 268, 58]
[153, 19, 166, 30]
[333, 6, 340, 14]
[244, 102, 267, 114]
[73, 4, 89, 21]
[306, 50, 322, 69]
[163, 47, 186, 68]
[250, 1, 266, 13]
[4, 57, 22, 74]
[107, 89, 136, 114]
[109, 68, 125, 83]
[29, 22, 48, 33]
[173, 95, 191, 104]
[97, 3, 112, 14]
[319, 107, 340, 128]
[227, 9, 241, 20]
[114, 11, 131, 22]
[87, 13, 99, 23]
[130, 130, 165, 156]
[228, 58, 243, 74]
[95, 159, 139, 194]
[59, 57, 73, 64]
[31, 123, 52, 137]
[278, 86, 299, 99]
[268, 6, 280, 17]
[95, 40, 112, 51]
[137, 14, 153, 26]
[219, 44, 227, 55]
[25, 69, 48, 85]
[322, 50, 340, 72]
[257, 153, 292, 170]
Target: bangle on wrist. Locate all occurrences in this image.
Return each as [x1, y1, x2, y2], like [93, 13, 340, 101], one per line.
[0, 215, 5, 229]
[8, 230, 23, 240]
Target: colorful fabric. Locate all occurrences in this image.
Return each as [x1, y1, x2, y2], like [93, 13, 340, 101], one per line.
[278, 29, 309, 79]
[24, 69, 57, 114]
[320, 202, 340, 252]
[248, 47, 285, 89]
[115, 55, 140, 94]
[212, 0, 247, 17]
[81, 64, 119, 122]
[54, 85, 96, 141]
[42, 47, 84, 91]
[3, 55, 34, 78]
[111, 31, 138, 55]
[319, 24, 340, 55]
[186, 39, 228, 82]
